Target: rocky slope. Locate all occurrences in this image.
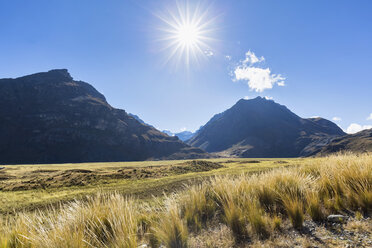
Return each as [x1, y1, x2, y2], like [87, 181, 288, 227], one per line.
[187, 97, 345, 157]
[313, 128, 372, 156]
[0, 69, 207, 164]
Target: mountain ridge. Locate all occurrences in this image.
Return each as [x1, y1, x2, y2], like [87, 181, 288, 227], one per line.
[312, 128, 372, 156]
[0, 69, 208, 164]
[187, 97, 345, 157]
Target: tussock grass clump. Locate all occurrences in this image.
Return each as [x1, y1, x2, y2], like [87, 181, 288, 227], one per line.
[246, 203, 270, 239]
[307, 154, 372, 212]
[1, 154, 371, 247]
[153, 203, 188, 248]
[181, 184, 216, 232]
[307, 192, 324, 222]
[283, 198, 304, 229]
[222, 200, 248, 241]
[1, 193, 139, 248]
[272, 215, 282, 231]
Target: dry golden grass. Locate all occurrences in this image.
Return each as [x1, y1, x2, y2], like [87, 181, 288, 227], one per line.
[0, 158, 294, 213]
[0, 153, 371, 247]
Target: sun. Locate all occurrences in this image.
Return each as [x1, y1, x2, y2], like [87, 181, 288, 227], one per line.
[155, 1, 217, 68]
[176, 23, 200, 46]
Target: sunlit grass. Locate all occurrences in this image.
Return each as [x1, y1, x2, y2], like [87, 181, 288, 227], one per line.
[1, 154, 371, 247]
[0, 158, 295, 213]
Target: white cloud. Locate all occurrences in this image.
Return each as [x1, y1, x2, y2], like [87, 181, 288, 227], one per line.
[264, 96, 273, 100]
[234, 66, 285, 92]
[332, 117, 342, 121]
[367, 113, 372, 120]
[180, 127, 187, 132]
[346, 123, 372, 134]
[225, 55, 232, 60]
[233, 51, 285, 92]
[243, 96, 250, 100]
[243, 51, 265, 64]
[311, 116, 320, 118]
[204, 50, 214, 57]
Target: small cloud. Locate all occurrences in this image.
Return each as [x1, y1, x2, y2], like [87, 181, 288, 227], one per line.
[225, 55, 232, 60]
[264, 96, 273, 100]
[234, 67, 285, 92]
[243, 51, 265, 64]
[311, 116, 320, 118]
[180, 127, 187, 132]
[233, 50, 285, 92]
[332, 117, 342, 121]
[367, 113, 372, 120]
[204, 50, 214, 57]
[346, 123, 372, 134]
[243, 96, 250, 100]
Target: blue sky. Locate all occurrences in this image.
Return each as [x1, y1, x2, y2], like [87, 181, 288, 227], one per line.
[1, 0, 371, 133]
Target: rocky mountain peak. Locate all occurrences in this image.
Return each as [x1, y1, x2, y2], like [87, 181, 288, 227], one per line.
[0, 69, 208, 164]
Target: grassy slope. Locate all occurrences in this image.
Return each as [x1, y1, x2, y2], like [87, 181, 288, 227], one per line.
[0, 158, 298, 213]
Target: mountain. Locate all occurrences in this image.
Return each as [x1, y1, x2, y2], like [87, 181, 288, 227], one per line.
[313, 128, 372, 156]
[162, 130, 174, 137]
[0, 69, 207, 164]
[162, 130, 196, 142]
[128, 113, 154, 128]
[187, 97, 345, 157]
[126, 115, 196, 142]
[175, 131, 195, 141]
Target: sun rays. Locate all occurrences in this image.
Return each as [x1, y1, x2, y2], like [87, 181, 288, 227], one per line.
[155, 1, 217, 69]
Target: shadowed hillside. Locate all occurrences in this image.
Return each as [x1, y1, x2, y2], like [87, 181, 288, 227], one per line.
[314, 128, 372, 156]
[0, 69, 208, 164]
[187, 97, 345, 157]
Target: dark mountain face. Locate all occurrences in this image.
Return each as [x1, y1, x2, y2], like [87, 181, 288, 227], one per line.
[313, 128, 372, 156]
[187, 97, 345, 157]
[0, 69, 207, 164]
[128, 113, 155, 128]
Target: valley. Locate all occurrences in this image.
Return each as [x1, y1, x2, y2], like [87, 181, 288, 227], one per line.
[0, 158, 296, 213]
[0, 70, 371, 248]
[1, 154, 371, 247]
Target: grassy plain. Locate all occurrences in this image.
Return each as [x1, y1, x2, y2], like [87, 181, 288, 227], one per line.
[0, 158, 297, 213]
[1, 154, 371, 247]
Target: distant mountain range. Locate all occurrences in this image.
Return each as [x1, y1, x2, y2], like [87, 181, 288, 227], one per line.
[128, 114, 197, 142]
[0, 69, 207, 164]
[187, 97, 346, 157]
[162, 130, 197, 142]
[0, 69, 369, 164]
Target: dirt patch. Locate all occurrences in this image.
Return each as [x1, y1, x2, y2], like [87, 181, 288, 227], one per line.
[172, 160, 224, 173]
[64, 169, 93, 173]
[0, 175, 13, 181]
[31, 169, 59, 173]
[224, 160, 261, 164]
[240, 160, 261, 164]
[274, 160, 289, 164]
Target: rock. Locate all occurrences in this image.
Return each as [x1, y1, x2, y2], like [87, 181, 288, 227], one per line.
[327, 214, 347, 223]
